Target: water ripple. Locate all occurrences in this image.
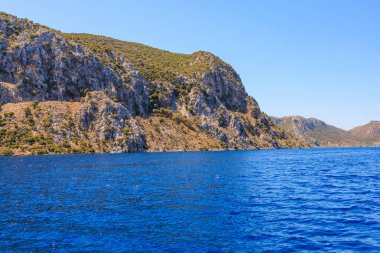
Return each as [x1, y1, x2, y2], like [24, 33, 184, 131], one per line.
[0, 147, 379, 252]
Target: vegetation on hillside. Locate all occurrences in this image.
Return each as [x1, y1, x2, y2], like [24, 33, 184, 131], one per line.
[273, 116, 380, 147]
[63, 33, 240, 84]
[0, 102, 96, 155]
[0, 12, 311, 155]
[349, 121, 380, 145]
[0, 11, 53, 39]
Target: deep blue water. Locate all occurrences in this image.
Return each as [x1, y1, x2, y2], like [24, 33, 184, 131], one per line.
[0, 148, 380, 252]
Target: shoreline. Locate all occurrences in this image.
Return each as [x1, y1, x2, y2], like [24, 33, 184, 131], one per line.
[1, 145, 379, 157]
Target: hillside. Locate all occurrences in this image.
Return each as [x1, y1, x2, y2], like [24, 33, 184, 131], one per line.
[349, 121, 380, 146]
[63, 33, 235, 85]
[0, 12, 308, 155]
[272, 116, 379, 147]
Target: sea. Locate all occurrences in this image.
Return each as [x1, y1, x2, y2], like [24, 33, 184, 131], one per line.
[0, 147, 379, 252]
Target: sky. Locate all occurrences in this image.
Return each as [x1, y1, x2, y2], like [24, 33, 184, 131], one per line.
[1, 0, 379, 129]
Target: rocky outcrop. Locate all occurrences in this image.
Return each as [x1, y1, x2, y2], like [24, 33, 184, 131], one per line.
[0, 14, 149, 116]
[0, 12, 308, 155]
[0, 82, 21, 104]
[75, 91, 147, 152]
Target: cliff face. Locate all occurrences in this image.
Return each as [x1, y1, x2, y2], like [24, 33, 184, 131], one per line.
[272, 116, 379, 147]
[0, 12, 307, 155]
[0, 16, 149, 115]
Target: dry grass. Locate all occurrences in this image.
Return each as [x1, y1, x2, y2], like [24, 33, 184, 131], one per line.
[138, 115, 223, 152]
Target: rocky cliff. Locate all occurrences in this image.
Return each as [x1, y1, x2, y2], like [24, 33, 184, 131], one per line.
[0, 12, 308, 155]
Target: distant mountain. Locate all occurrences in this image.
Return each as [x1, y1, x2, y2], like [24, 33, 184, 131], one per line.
[0, 12, 308, 155]
[271, 116, 352, 147]
[272, 116, 379, 147]
[349, 121, 380, 146]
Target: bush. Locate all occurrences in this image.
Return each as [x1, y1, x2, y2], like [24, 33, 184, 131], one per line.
[61, 140, 71, 149]
[149, 92, 161, 110]
[159, 108, 173, 117]
[218, 115, 227, 127]
[0, 116, 6, 127]
[27, 116, 34, 126]
[24, 136, 36, 145]
[4, 111, 14, 118]
[29, 144, 47, 155]
[63, 116, 75, 128]
[24, 107, 32, 117]
[78, 141, 95, 153]
[29, 33, 38, 40]
[0, 148, 13, 156]
[61, 34, 237, 85]
[173, 114, 181, 124]
[43, 117, 52, 128]
[123, 127, 130, 136]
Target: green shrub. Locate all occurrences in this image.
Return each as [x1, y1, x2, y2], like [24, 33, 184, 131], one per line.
[149, 92, 161, 111]
[29, 33, 38, 40]
[0, 148, 13, 156]
[4, 111, 14, 118]
[29, 144, 47, 155]
[78, 141, 95, 153]
[24, 107, 32, 117]
[154, 125, 160, 134]
[27, 116, 34, 126]
[218, 115, 227, 127]
[0, 116, 6, 127]
[159, 108, 173, 117]
[24, 135, 36, 144]
[43, 117, 52, 128]
[123, 127, 130, 136]
[173, 114, 181, 124]
[62, 34, 241, 85]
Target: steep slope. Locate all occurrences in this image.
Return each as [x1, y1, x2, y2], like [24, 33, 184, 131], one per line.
[272, 116, 379, 147]
[0, 12, 308, 155]
[349, 121, 380, 146]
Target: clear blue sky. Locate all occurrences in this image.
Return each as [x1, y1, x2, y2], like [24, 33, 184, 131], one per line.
[2, 0, 379, 129]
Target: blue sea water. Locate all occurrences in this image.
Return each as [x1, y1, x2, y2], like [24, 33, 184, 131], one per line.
[0, 147, 379, 252]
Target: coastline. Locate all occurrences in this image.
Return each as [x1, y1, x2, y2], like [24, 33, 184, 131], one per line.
[1, 145, 379, 157]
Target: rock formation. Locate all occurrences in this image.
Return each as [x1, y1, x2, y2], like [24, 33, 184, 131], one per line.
[0, 12, 307, 155]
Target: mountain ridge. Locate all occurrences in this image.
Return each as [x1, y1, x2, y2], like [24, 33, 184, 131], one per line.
[273, 116, 380, 147]
[0, 11, 308, 155]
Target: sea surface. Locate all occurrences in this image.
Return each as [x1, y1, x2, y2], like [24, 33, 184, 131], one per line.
[0, 147, 379, 252]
